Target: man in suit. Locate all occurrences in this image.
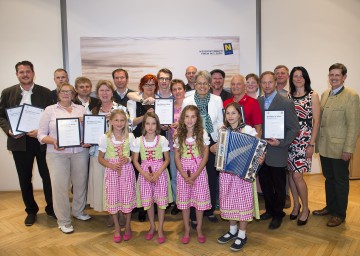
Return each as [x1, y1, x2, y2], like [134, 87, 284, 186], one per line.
[0, 60, 54, 226]
[73, 76, 99, 110]
[112, 68, 133, 107]
[51, 68, 69, 103]
[257, 71, 299, 229]
[313, 63, 360, 227]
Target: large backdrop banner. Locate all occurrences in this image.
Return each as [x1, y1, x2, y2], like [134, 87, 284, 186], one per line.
[80, 36, 240, 91]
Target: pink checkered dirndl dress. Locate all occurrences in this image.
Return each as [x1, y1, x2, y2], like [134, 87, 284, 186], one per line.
[219, 172, 254, 221]
[104, 138, 136, 214]
[137, 136, 171, 210]
[176, 155, 211, 211]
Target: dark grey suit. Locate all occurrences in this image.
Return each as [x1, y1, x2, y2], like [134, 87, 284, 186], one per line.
[0, 84, 54, 215]
[257, 93, 299, 218]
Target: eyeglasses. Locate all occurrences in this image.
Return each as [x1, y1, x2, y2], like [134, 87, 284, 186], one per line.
[195, 82, 210, 86]
[158, 77, 170, 82]
[59, 90, 72, 95]
[143, 84, 155, 88]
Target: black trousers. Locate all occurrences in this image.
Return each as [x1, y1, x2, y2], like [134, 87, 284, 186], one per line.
[320, 155, 349, 219]
[258, 163, 287, 218]
[12, 137, 53, 215]
[190, 138, 218, 221]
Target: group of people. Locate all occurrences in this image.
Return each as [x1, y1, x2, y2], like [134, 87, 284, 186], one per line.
[0, 61, 359, 252]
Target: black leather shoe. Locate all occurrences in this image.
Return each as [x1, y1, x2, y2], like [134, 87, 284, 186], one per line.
[25, 214, 37, 226]
[260, 212, 272, 220]
[47, 212, 57, 219]
[312, 207, 329, 216]
[171, 205, 180, 215]
[269, 217, 282, 229]
[290, 205, 301, 220]
[207, 215, 219, 223]
[297, 210, 310, 226]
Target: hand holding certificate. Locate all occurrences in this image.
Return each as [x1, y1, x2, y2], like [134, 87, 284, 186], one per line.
[56, 118, 81, 148]
[154, 99, 174, 125]
[83, 115, 106, 145]
[264, 110, 285, 139]
[5, 106, 24, 136]
[17, 104, 44, 133]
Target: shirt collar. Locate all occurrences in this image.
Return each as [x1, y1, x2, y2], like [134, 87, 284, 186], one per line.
[265, 90, 277, 102]
[19, 83, 34, 93]
[332, 85, 344, 95]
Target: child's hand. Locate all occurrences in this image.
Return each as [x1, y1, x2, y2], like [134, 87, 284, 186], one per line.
[119, 156, 129, 165]
[258, 152, 266, 165]
[151, 172, 160, 183]
[144, 172, 153, 182]
[111, 163, 122, 173]
[210, 143, 217, 154]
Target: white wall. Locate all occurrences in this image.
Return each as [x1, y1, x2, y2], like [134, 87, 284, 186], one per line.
[66, 0, 258, 85]
[0, 0, 63, 191]
[261, 0, 360, 174]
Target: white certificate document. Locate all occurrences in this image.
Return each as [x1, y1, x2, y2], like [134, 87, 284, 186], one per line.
[16, 104, 44, 132]
[5, 106, 24, 136]
[154, 98, 174, 125]
[56, 118, 81, 148]
[83, 115, 106, 145]
[264, 110, 285, 139]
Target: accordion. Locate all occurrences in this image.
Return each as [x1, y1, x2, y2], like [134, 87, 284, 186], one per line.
[215, 129, 267, 182]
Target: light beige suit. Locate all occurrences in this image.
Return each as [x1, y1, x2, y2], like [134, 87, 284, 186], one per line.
[316, 86, 360, 159]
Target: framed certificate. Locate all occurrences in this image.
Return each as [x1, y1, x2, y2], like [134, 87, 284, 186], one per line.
[16, 104, 44, 133]
[56, 118, 81, 148]
[264, 110, 285, 139]
[83, 115, 106, 145]
[5, 106, 24, 136]
[154, 98, 174, 125]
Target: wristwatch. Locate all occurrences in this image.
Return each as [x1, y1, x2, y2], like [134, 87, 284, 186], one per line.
[139, 98, 144, 104]
[308, 144, 314, 147]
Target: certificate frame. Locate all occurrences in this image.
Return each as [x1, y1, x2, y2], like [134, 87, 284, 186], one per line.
[16, 103, 44, 133]
[154, 98, 174, 125]
[56, 118, 81, 148]
[5, 105, 25, 136]
[83, 114, 106, 145]
[264, 110, 285, 139]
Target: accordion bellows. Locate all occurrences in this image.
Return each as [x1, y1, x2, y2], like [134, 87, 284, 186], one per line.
[215, 129, 267, 182]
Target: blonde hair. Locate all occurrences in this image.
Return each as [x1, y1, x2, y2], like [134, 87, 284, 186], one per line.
[106, 109, 129, 139]
[176, 105, 205, 156]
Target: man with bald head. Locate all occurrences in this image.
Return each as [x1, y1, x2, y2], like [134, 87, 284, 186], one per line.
[223, 74, 262, 135]
[185, 66, 197, 91]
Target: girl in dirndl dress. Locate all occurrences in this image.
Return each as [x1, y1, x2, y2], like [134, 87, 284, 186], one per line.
[98, 109, 136, 243]
[216, 102, 264, 252]
[131, 112, 172, 244]
[174, 105, 211, 244]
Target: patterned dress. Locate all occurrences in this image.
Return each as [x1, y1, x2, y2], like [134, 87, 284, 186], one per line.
[100, 134, 136, 214]
[133, 135, 173, 210]
[219, 125, 260, 221]
[174, 133, 212, 211]
[288, 90, 313, 173]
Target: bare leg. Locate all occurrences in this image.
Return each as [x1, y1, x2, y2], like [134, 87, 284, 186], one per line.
[289, 172, 301, 215]
[157, 207, 165, 238]
[124, 212, 132, 235]
[292, 172, 309, 220]
[112, 213, 120, 236]
[182, 208, 190, 237]
[195, 209, 204, 237]
[147, 204, 156, 234]
[239, 221, 248, 232]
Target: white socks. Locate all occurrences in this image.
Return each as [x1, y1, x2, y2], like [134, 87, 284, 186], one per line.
[238, 229, 246, 239]
[229, 225, 238, 236]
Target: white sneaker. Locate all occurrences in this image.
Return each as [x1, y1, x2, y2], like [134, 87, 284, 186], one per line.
[59, 225, 74, 234]
[74, 213, 91, 221]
